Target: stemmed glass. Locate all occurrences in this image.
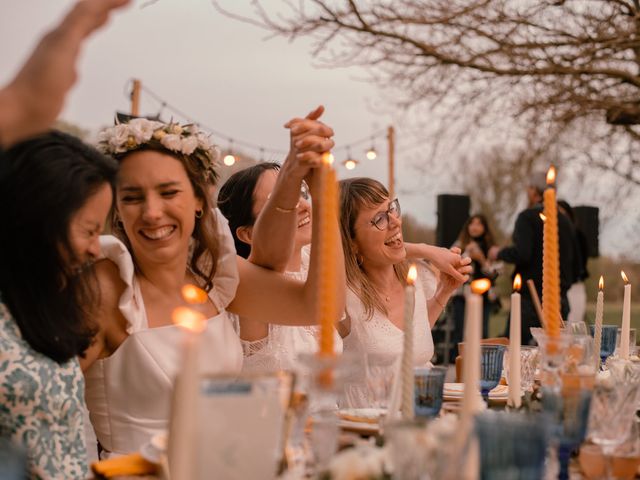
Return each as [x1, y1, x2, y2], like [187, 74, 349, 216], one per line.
[479, 344, 506, 402]
[588, 358, 640, 479]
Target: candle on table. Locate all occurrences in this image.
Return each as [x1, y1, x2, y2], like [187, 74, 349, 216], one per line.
[621, 271, 631, 360]
[168, 305, 206, 480]
[542, 166, 562, 338]
[508, 274, 522, 409]
[593, 276, 604, 369]
[317, 152, 339, 357]
[401, 264, 417, 420]
[461, 278, 491, 419]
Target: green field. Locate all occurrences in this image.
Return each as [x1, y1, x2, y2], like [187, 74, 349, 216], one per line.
[488, 301, 640, 342]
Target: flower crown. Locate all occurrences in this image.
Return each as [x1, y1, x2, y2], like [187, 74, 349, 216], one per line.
[97, 118, 220, 183]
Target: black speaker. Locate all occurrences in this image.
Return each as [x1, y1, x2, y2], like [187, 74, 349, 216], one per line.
[436, 194, 470, 248]
[573, 206, 599, 258]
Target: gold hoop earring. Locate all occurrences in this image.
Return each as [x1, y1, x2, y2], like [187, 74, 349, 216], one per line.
[195, 209, 203, 219]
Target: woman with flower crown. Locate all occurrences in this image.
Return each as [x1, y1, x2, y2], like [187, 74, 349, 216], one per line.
[80, 107, 342, 458]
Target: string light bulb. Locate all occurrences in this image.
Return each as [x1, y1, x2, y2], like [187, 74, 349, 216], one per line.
[366, 136, 377, 160]
[223, 140, 236, 166]
[343, 158, 358, 170]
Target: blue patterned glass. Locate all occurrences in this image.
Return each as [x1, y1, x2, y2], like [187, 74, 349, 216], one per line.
[590, 324, 618, 363]
[414, 366, 446, 418]
[479, 344, 506, 401]
[476, 411, 549, 480]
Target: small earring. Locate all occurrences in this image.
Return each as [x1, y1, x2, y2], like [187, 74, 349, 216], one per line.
[195, 210, 203, 219]
[356, 254, 364, 267]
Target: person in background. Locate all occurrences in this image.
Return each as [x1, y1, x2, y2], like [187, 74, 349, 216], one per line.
[488, 172, 576, 345]
[558, 199, 589, 324]
[0, 0, 130, 149]
[449, 214, 500, 360]
[0, 131, 117, 478]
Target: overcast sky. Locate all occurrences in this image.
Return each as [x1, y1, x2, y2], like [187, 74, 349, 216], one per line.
[1, 0, 633, 258]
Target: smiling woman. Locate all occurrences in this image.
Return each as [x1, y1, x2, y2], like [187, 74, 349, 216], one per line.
[0, 131, 117, 478]
[82, 112, 344, 458]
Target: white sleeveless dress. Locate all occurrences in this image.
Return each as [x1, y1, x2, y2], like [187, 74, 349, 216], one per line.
[341, 262, 437, 408]
[239, 247, 343, 374]
[85, 212, 242, 457]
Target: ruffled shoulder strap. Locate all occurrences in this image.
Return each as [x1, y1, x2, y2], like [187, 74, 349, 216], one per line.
[208, 208, 239, 312]
[99, 235, 148, 333]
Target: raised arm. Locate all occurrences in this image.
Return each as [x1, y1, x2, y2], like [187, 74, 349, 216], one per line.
[229, 167, 345, 325]
[426, 257, 472, 327]
[0, 0, 130, 147]
[405, 242, 468, 283]
[247, 105, 334, 271]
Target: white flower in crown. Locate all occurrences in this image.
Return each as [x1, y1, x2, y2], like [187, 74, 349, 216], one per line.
[160, 133, 182, 152]
[128, 118, 163, 143]
[108, 124, 130, 153]
[180, 135, 199, 155]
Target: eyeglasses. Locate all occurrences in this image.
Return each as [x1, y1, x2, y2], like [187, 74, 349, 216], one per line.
[370, 198, 401, 230]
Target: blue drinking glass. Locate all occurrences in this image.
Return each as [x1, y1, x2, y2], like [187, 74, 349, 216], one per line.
[479, 344, 506, 402]
[476, 411, 549, 480]
[542, 376, 593, 480]
[413, 366, 446, 418]
[590, 324, 618, 363]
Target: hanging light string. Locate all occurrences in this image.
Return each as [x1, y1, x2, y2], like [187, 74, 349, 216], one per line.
[128, 80, 386, 160]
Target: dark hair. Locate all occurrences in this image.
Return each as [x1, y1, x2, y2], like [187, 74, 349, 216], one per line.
[456, 214, 495, 251]
[217, 162, 280, 259]
[339, 177, 408, 319]
[557, 199, 575, 224]
[0, 131, 118, 363]
[109, 144, 220, 290]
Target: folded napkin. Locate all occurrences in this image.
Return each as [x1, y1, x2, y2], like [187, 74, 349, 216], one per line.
[91, 453, 158, 478]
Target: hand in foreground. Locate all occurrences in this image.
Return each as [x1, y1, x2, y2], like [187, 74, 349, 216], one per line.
[0, 0, 130, 147]
[438, 248, 472, 294]
[427, 246, 471, 284]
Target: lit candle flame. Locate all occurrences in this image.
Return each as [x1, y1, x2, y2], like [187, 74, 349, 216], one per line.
[621, 270, 630, 285]
[407, 264, 417, 286]
[599, 276, 604, 291]
[322, 152, 335, 165]
[513, 274, 522, 292]
[471, 278, 491, 295]
[172, 306, 206, 333]
[181, 284, 208, 304]
[539, 212, 547, 222]
[546, 166, 556, 185]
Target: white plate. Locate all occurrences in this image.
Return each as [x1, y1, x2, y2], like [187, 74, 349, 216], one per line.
[338, 407, 386, 423]
[443, 383, 508, 401]
[337, 419, 380, 435]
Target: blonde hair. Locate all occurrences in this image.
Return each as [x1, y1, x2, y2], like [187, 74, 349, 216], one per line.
[339, 177, 408, 320]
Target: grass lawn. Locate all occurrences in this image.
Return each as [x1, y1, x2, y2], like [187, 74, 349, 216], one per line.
[488, 301, 640, 343]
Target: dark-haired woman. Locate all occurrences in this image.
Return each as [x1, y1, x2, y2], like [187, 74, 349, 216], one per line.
[0, 131, 117, 479]
[218, 162, 342, 373]
[450, 214, 499, 359]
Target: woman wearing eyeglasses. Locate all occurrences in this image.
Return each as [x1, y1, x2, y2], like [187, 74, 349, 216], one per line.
[218, 161, 342, 373]
[337, 178, 471, 408]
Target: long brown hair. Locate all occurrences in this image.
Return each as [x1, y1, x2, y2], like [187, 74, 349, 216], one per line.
[456, 214, 495, 252]
[339, 177, 408, 320]
[110, 145, 219, 291]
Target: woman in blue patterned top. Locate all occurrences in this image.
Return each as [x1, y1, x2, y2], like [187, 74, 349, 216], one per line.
[0, 131, 117, 479]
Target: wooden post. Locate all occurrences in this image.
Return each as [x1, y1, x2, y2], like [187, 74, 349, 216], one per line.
[130, 79, 141, 116]
[387, 125, 395, 199]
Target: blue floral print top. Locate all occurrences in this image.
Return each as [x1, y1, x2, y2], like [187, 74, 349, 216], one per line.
[0, 300, 88, 479]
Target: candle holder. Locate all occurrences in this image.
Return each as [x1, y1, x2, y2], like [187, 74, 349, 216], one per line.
[479, 345, 506, 402]
[297, 352, 356, 474]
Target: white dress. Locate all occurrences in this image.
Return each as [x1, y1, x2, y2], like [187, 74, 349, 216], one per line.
[85, 210, 242, 457]
[240, 247, 343, 374]
[341, 262, 437, 408]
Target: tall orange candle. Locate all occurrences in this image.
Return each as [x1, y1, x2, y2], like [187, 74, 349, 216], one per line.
[542, 166, 561, 338]
[317, 152, 339, 357]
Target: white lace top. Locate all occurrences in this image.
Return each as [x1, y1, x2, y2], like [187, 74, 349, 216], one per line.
[239, 247, 343, 374]
[84, 210, 243, 457]
[341, 262, 437, 408]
